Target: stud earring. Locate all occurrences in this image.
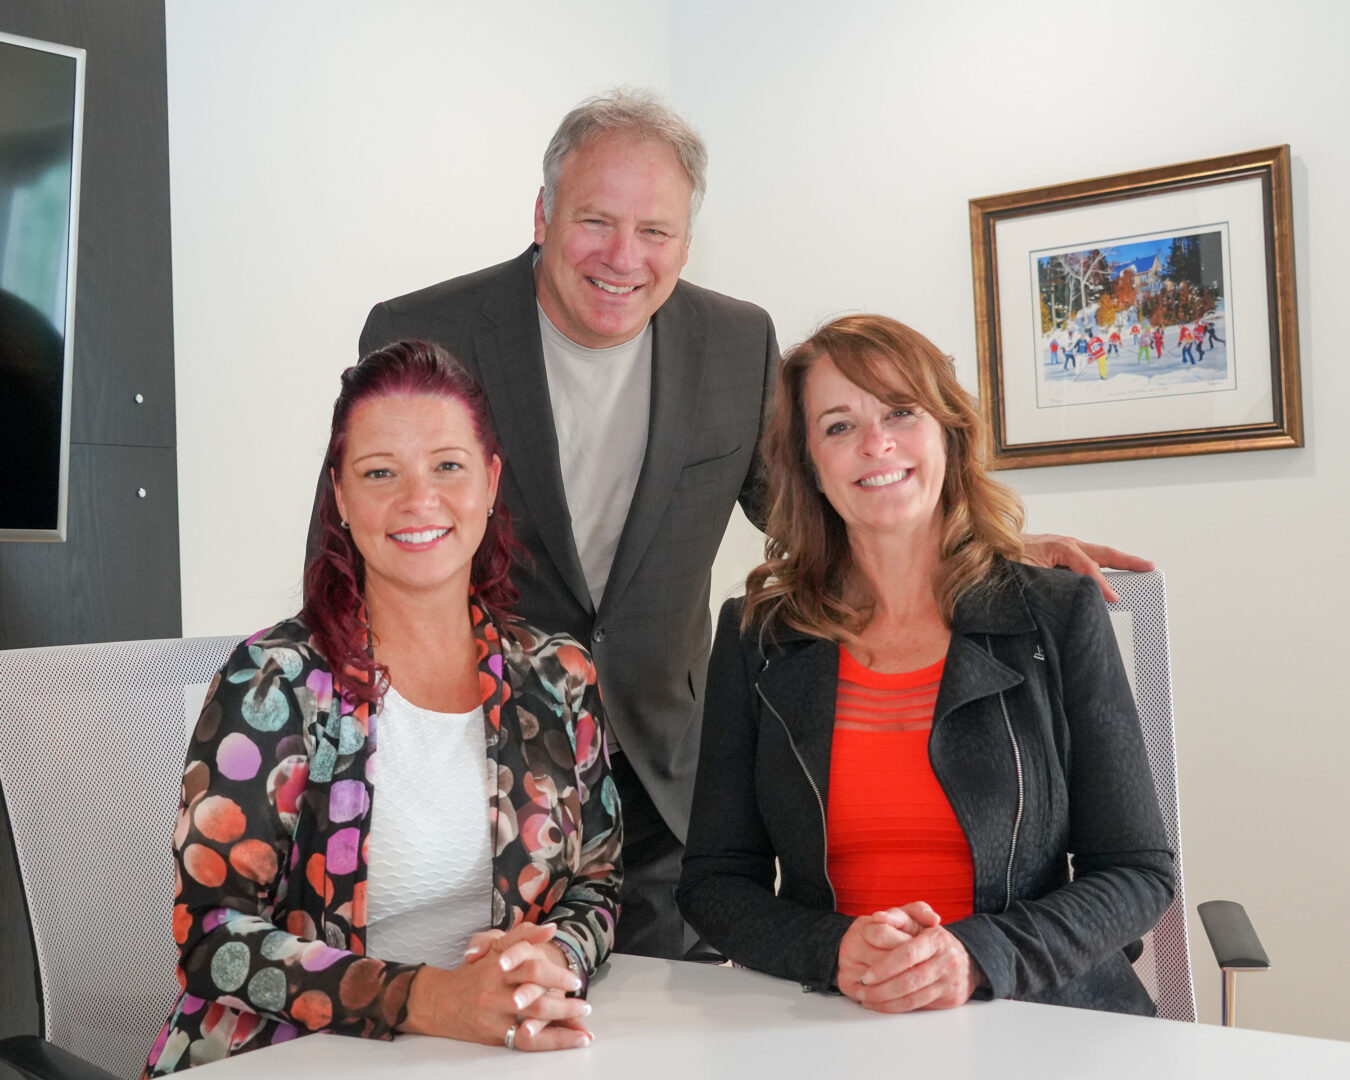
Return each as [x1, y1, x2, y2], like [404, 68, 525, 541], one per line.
[340, 520, 350, 529]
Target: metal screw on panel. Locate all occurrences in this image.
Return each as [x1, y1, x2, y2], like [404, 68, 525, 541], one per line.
[137, 488, 147, 499]
[134, 393, 144, 404]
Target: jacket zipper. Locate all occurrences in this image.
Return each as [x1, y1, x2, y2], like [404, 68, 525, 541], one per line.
[985, 635, 1024, 913]
[755, 682, 837, 914]
[995, 686, 1024, 913]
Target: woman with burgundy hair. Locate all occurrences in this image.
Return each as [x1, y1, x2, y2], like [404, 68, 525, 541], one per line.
[147, 341, 621, 1073]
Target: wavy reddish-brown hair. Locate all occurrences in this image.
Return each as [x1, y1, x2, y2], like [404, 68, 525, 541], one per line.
[743, 314, 1025, 640]
[301, 340, 518, 707]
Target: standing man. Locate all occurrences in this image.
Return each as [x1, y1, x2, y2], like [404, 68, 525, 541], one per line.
[335, 89, 1147, 960]
[351, 92, 774, 961]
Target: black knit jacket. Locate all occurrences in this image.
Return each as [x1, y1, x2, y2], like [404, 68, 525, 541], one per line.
[677, 561, 1174, 1015]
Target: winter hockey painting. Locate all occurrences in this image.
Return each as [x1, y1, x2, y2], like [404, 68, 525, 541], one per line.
[1032, 226, 1234, 409]
[970, 146, 1301, 468]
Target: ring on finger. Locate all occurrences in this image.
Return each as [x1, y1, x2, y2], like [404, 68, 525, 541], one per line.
[504, 1019, 521, 1051]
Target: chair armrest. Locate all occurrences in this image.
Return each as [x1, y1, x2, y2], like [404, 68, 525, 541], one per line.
[0, 1037, 122, 1080]
[1198, 900, 1270, 970]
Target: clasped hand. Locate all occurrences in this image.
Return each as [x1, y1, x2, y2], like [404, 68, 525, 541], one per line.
[836, 902, 983, 1012]
[401, 922, 592, 1051]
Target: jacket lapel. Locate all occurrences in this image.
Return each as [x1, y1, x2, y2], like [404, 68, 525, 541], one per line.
[754, 569, 1038, 784]
[599, 286, 706, 615]
[470, 602, 517, 930]
[754, 634, 839, 808]
[934, 574, 1037, 724]
[932, 634, 1024, 724]
[474, 250, 592, 613]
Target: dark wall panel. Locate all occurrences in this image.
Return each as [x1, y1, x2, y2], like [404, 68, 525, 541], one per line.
[0, 0, 178, 644]
[0, 444, 180, 648]
[0, 0, 178, 1045]
[1, 0, 176, 449]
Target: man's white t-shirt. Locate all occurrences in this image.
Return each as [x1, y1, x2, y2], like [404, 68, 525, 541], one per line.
[537, 303, 652, 610]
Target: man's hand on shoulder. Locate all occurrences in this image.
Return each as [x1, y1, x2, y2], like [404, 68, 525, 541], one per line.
[1020, 534, 1155, 603]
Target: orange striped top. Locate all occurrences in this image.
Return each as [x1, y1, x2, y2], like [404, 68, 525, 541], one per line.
[825, 646, 974, 921]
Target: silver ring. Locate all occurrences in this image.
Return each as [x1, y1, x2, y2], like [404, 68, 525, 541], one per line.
[504, 1022, 519, 1050]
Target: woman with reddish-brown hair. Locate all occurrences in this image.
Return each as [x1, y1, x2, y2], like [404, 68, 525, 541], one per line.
[678, 314, 1172, 1016]
[147, 341, 620, 1073]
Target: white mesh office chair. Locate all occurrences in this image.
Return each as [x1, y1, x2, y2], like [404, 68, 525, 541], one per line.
[0, 635, 240, 1080]
[0, 575, 1267, 1078]
[1105, 571, 1268, 1026]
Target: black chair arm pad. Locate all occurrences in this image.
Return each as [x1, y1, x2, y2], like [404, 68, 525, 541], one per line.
[1198, 900, 1270, 970]
[0, 1037, 122, 1080]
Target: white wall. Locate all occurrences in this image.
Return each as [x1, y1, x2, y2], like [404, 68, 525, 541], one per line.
[170, 0, 1349, 1040]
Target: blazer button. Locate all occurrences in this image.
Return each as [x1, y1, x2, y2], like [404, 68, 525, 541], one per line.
[591, 627, 606, 643]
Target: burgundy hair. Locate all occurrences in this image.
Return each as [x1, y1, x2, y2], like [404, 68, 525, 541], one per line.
[301, 340, 519, 707]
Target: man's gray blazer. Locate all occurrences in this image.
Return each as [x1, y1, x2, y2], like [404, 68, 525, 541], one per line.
[356, 247, 779, 840]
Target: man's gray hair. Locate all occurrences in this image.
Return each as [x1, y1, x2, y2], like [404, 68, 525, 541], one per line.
[541, 88, 708, 232]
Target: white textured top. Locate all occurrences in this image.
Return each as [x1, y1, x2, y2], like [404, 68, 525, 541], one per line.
[538, 301, 652, 609]
[364, 687, 494, 968]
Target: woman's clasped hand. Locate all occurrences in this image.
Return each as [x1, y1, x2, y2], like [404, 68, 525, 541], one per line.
[402, 924, 593, 1051]
[836, 904, 985, 1012]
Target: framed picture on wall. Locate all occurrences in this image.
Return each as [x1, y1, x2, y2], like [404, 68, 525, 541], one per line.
[969, 146, 1301, 469]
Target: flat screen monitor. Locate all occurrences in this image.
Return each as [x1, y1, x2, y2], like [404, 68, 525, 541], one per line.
[0, 30, 84, 541]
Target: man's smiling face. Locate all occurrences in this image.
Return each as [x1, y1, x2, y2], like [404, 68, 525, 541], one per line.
[533, 132, 692, 349]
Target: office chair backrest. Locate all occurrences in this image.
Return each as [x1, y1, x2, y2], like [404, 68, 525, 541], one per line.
[0, 635, 240, 1080]
[1104, 570, 1196, 1022]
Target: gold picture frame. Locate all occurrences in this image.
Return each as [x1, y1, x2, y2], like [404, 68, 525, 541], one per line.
[970, 146, 1301, 469]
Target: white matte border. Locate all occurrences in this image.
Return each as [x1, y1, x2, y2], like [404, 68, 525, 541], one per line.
[994, 176, 1273, 446]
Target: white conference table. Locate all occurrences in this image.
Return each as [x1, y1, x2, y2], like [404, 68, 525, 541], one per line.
[198, 954, 1350, 1078]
